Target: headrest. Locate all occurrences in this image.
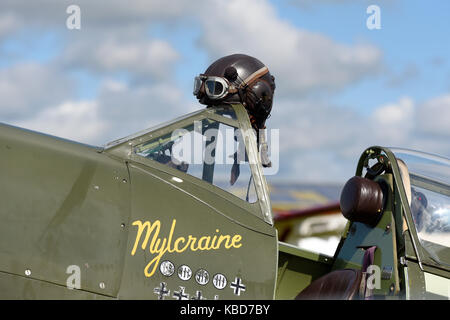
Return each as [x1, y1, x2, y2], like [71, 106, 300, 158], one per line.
[340, 176, 384, 226]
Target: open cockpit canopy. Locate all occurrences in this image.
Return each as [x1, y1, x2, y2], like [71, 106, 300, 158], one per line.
[393, 148, 450, 266]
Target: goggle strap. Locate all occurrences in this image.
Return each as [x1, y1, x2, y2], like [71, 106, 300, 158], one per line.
[240, 66, 269, 88]
[228, 85, 238, 94]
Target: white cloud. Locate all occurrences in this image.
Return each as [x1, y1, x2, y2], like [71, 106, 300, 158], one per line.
[0, 63, 73, 119]
[62, 37, 180, 79]
[370, 97, 415, 145]
[288, 0, 398, 9]
[5, 77, 195, 146]
[0, 0, 189, 27]
[0, 1, 187, 82]
[268, 97, 368, 182]
[368, 95, 450, 159]
[1, 0, 383, 94]
[0, 13, 20, 39]
[95, 79, 198, 143]
[15, 100, 107, 143]
[274, 94, 449, 183]
[416, 94, 450, 137]
[195, 0, 382, 96]
[271, 99, 362, 151]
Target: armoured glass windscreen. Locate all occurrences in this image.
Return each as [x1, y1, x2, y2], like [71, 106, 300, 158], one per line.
[134, 117, 257, 203]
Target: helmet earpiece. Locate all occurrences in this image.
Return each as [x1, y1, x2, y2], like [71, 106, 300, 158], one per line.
[245, 79, 273, 117]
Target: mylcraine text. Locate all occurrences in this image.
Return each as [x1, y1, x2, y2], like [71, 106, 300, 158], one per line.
[131, 219, 243, 277]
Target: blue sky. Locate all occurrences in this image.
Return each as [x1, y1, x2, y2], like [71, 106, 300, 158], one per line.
[0, 0, 449, 183]
[274, 1, 450, 111]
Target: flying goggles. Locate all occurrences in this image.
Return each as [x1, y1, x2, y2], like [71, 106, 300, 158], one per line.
[193, 66, 269, 100]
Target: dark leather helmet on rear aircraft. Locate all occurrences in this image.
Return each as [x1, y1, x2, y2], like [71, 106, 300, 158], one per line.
[194, 54, 276, 130]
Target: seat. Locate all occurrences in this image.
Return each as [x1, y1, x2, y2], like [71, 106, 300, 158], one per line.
[295, 176, 382, 300]
[295, 269, 362, 300]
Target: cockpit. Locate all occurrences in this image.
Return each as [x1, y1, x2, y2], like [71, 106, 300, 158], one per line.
[393, 148, 450, 266]
[104, 104, 273, 224]
[134, 106, 257, 202]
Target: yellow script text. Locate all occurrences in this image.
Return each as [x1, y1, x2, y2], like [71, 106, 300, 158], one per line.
[131, 219, 243, 277]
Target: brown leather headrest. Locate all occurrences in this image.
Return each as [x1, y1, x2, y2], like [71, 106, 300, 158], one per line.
[340, 176, 384, 226]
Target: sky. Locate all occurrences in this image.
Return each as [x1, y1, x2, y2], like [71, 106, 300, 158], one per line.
[0, 0, 449, 183]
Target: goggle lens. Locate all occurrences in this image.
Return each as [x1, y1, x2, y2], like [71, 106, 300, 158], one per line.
[205, 79, 227, 99]
[206, 80, 224, 96]
[193, 75, 229, 99]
